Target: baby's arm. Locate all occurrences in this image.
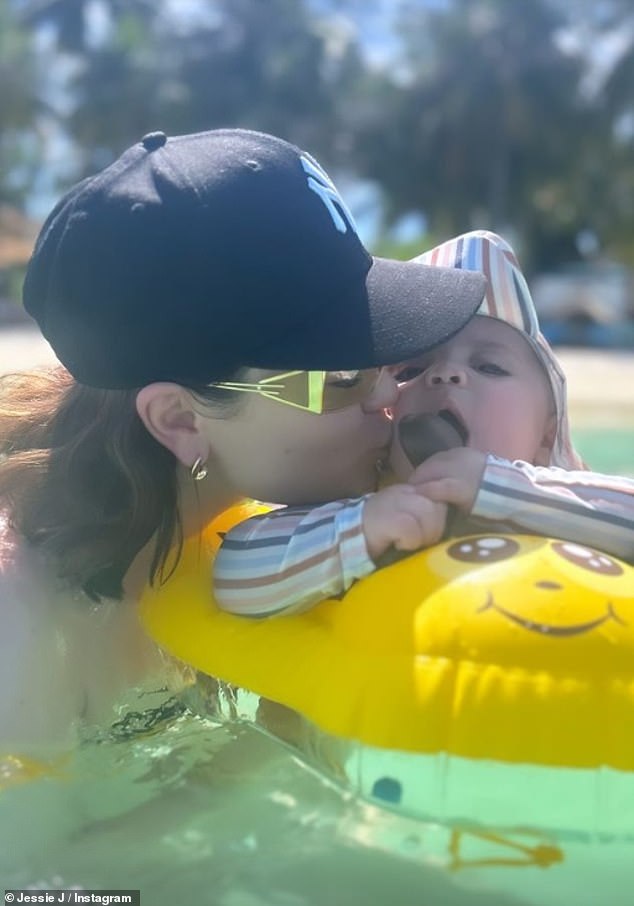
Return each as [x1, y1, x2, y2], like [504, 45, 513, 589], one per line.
[412, 448, 634, 562]
[214, 488, 447, 616]
[213, 498, 371, 617]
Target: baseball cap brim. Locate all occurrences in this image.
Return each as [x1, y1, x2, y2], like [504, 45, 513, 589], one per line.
[245, 256, 487, 372]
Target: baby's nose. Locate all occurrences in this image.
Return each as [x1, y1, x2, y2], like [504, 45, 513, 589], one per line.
[423, 362, 467, 386]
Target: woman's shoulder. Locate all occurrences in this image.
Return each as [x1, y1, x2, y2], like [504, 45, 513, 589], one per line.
[0, 511, 187, 753]
[0, 510, 60, 613]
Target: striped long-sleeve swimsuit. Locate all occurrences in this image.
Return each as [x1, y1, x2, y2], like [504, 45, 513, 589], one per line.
[213, 455, 634, 617]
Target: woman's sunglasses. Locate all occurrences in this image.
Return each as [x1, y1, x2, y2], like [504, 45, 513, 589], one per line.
[209, 368, 384, 414]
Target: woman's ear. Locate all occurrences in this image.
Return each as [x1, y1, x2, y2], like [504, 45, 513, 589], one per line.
[534, 412, 558, 466]
[135, 383, 207, 469]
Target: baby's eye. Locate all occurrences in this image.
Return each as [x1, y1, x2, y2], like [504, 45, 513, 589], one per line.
[392, 365, 425, 384]
[477, 362, 509, 376]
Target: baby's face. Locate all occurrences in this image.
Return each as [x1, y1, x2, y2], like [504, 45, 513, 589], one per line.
[389, 316, 555, 478]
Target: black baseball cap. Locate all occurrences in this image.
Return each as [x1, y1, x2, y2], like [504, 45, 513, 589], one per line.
[23, 128, 486, 389]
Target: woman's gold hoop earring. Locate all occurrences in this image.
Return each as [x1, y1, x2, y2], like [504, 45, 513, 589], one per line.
[191, 457, 208, 482]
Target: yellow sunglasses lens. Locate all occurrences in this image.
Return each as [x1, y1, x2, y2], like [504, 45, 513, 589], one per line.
[211, 368, 382, 413]
[263, 369, 382, 412]
[268, 370, 324, 411]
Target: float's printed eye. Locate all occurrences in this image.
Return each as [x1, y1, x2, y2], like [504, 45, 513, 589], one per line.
[551, 541, 623, 575]
[447, 536, 520, 564]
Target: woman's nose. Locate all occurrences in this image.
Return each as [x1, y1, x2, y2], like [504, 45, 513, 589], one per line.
[423, 361, 467, 387]
[362, 368, 399, 412]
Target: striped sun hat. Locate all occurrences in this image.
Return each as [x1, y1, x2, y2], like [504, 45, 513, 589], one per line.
[412, 230, 586, 470]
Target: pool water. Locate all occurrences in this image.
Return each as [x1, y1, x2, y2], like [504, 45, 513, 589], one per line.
[571, 426, 634, 476]
[4, 700, 634, 906]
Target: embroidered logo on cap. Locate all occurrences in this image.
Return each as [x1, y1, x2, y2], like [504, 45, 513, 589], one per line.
[300, 155, 358, 236]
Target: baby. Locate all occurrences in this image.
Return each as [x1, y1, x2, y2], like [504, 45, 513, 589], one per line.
[214, 231, 634, 616]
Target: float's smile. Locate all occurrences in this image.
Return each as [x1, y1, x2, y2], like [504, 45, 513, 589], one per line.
[477, 592, 626, 637]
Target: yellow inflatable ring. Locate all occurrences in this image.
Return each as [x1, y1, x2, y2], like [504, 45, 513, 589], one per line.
[140, 503, 634, 835]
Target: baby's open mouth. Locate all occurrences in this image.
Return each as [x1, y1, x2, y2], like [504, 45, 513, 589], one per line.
[397, 409, 468, 467]
[437, 409, 469, 445]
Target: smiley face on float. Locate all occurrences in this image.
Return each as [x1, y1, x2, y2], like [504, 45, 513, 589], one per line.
[143, 515, 634, 764]
[413, 535, 634, 672]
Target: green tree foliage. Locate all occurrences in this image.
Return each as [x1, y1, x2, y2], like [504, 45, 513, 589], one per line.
[549, 0, 634, 264]
[589, 0, 634, 264]
[0, 0, 43, 205]
[350, 0, 603, 269]
[16, 0, 367, 177]
[2, 0, 634, 268]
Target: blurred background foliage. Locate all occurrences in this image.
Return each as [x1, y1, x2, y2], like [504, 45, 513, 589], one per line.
[1, 0, 634, 287]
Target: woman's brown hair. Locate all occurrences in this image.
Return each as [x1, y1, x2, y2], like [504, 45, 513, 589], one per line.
[0, 366, 240, 601]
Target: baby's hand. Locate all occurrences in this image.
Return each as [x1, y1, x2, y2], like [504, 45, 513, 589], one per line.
[362, 484, 448, 562]
[408, 448, 487, 512]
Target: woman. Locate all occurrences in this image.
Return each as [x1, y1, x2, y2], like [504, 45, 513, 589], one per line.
[0, 127, 485, 750]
